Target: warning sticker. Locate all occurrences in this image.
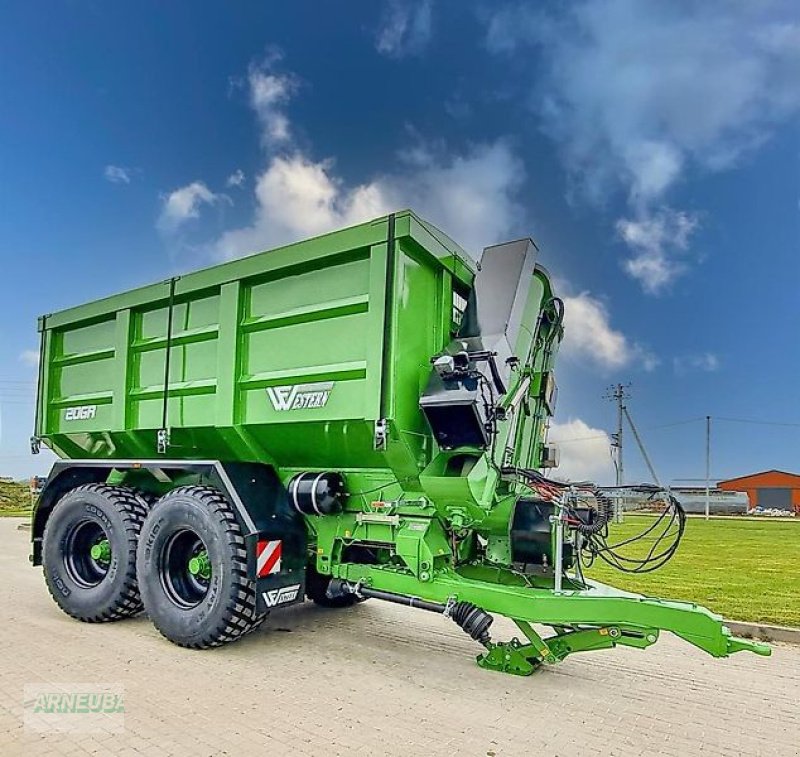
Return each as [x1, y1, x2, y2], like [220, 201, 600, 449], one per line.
[256, 539, 282, 577]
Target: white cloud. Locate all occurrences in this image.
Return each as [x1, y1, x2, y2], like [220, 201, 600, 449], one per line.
[673, 352, 719, 375]
[19, 349, 39, 367]
[376, 0, 433, 58]
[226, 169, 245, 187]
[247, 56, 296, 149]
[156, 55, 292, 236]
[616, 208, 699, 294]
[158, 181, 226, 232]
[215, 54, 524, 259]
[548, 418, 614, 483]
[560, 291, 642, 370]
[216, 154, 387, 257]
[216, 142, 523, 260]
[225, 63, 650, 372]
[487, 1, 800, 292]
[386, 141, 524, 256]
[104, 165, 132, 184]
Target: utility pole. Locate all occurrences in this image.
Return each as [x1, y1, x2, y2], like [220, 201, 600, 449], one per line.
[605, 384, 630, 523]
[623, 406, 660, 487]
[705, 415, 711, 521]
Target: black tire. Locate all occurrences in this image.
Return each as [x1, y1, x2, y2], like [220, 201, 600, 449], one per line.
[42, 484, 147, 622]
[137, 485, 265, 648]
[133, 489, 159, 508]
[305, 563, 362, 608]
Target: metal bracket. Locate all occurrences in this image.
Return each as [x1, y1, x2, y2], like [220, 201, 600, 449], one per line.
[157, 428, 170, 455]
[373, 418, 388, 451]
[544, 625, 630, 662]
[514, 619, 556, 663]
[477, 640, 541, 676]
[355, 512, 400, 526]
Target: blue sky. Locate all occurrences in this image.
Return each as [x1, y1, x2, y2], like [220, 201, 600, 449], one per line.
[1, 1, 798, 484]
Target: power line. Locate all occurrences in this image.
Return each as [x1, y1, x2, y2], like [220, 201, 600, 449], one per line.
[716, 416, 800, 428]
[552, 416, 707, 444]
[647, 417, 705, 429]
[549, 434, 609, 445]
[551, 414, 800, 444]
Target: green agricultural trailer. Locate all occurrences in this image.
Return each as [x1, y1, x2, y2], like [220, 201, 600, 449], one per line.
[30, 210, 768, 674]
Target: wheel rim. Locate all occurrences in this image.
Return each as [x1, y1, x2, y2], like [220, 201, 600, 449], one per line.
[64, 520, 112, 588]
[159, 529, 212, 609]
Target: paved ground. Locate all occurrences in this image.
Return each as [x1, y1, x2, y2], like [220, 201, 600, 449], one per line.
[1, 518, 798, 756]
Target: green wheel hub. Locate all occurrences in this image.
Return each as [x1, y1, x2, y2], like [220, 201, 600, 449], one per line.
[90, 538, 111, 564]
[188, 550, 211, 580]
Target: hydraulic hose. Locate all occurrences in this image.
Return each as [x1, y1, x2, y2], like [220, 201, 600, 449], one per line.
[572, 491, 613, 535]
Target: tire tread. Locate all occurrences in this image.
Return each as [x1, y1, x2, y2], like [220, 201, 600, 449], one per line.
[43, 483, 147, 623]
[145, 485, 265, 649]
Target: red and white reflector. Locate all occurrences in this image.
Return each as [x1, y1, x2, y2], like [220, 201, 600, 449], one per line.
[256, 539, 282, 577]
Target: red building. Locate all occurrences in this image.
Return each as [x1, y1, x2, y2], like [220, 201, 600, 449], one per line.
[717, 470, 800, 514]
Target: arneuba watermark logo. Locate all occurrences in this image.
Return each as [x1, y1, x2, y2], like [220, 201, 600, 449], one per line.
[24, 684, 125, 733]
[266, 382, 334, 411]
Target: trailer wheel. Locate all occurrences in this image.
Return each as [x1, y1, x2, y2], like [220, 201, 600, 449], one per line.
[136, 485, 265, 648]
[305, 563, 363, 608]
[42, 484, 147, 622]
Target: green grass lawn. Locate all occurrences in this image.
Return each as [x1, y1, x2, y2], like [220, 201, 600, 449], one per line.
[586, 515, 800, 627]
[0, 481, 32, 518]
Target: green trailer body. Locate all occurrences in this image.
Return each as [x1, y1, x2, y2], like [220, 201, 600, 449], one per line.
[30, 210, 769, 673]
[35, 211, 477, 472]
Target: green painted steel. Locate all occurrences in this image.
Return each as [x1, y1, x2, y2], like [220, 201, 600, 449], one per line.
[34, 209, 770, 672]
